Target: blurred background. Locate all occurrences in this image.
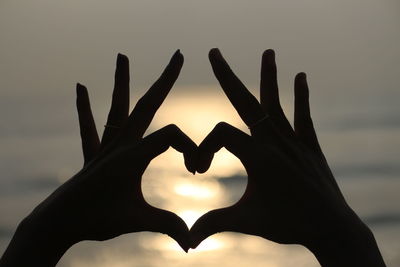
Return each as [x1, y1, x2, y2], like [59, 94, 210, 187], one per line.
[0, 0, 399, 266]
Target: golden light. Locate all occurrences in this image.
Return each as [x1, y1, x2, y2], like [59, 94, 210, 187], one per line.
[161, 236, 224, 253]
[178, 210, 204, 228]
[205, 148, 243, 177]
[139, 89, 248, 258]
[190, 237, 224, 252]
[153, 88, 246, 143]
[150, 89, 247, 177]
[174, 183, 214, 199]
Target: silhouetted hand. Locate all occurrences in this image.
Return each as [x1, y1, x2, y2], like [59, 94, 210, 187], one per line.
[0, 50, 196, 267]
[72, 51, 195, 247]
[190, 49, 386, 266]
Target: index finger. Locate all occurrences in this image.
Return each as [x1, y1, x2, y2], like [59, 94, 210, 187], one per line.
[76, 83, 100, 164]
[209, 48, 265, 127]
[101, 53, 130, 147]
[122, 49, 184, 141]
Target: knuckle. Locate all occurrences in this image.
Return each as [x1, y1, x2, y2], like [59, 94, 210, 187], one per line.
[165, 124, 179, 133]
[215, 121, 230, 131]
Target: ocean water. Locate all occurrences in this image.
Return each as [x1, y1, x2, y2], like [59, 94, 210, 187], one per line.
[1, 1, 399, 265]
[0, 90, 399, 266]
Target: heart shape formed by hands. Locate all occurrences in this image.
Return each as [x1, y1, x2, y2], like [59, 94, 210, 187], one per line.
[0, 48, 386, 267]
[71, 49, 363, 255]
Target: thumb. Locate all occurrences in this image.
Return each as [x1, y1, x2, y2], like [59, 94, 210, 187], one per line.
[144, 206, 190, 252]
[189, 206, 242, 249]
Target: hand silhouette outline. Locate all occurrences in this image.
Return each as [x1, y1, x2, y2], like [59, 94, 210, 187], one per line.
[190, 49, 386, 266]
[0, 50, 196, 267]
[72, 50, 195, 248]
[0, 49, 386, 267]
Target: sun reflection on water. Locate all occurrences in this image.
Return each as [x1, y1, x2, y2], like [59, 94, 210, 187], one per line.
[174, 183, 215, 199]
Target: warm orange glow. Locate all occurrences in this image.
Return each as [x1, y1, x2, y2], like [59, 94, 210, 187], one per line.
[191, 237, 224, 252]
[161, 236, 224, 253]
[178, 210, 204, 228]
[148, 89, 248, 177]
[153, 89, 245, 141]
[174, 183, 215, 199]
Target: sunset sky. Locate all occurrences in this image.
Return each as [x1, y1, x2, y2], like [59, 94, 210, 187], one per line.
[1, 0, 400, 266]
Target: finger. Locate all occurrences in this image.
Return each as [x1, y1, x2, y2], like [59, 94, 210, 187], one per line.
[197, 122, 254, 173]
[189, 206, 241, 249]
[76, 83, 100, 164]
[137, 124, 197, 174]
[209, 48, 265, 128]
[294, 73, 344, 193]
[294, 73, 322, 154]
[260, 49, 294, 136]
[101, 53, 130, 147]
[144, 206, 190, 252]
[260, 49, 279, 112]
[123, 50, 183, 141]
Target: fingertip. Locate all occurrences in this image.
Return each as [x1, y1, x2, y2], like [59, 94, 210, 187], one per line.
[188, 210, 221, 249]
[172, 49, 184, 64]
[175, 232, 191, 253]
[209, 47, 219, 54]
[76, 82, 85, 89]
[178, 52, 184, 65]
[189, 226, 205, 249]
[184, 154, 197, 175]
[295, 72, 307, 80]
[262, 49, 275, 64]
[190, 240, 201, 249]
[196, 166, 209, 174]
[196, 140, 212, 174]
[76, 83, 81, 95]
[174, 49, 181, 56]
[195, 152, 213, 174]
[295, 72, 308, 89]
[263, 48, 275, 57]
[155, 209, 190, 252]
[209, 48, 222, 60]
[117, 53, 129, 62]
[116, 54, 130, 76]
[165, 50, 183, 73]
[76, 83, 87, 97]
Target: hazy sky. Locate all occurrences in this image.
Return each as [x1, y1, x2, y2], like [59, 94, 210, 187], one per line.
[0, 0, 399, 141]
[1, 1, 400, 266]
[1, 0, 399, 88]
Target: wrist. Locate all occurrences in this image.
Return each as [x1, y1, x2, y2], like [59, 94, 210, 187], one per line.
[0, 216, 77, 267]
[306, 218, 386, 267]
